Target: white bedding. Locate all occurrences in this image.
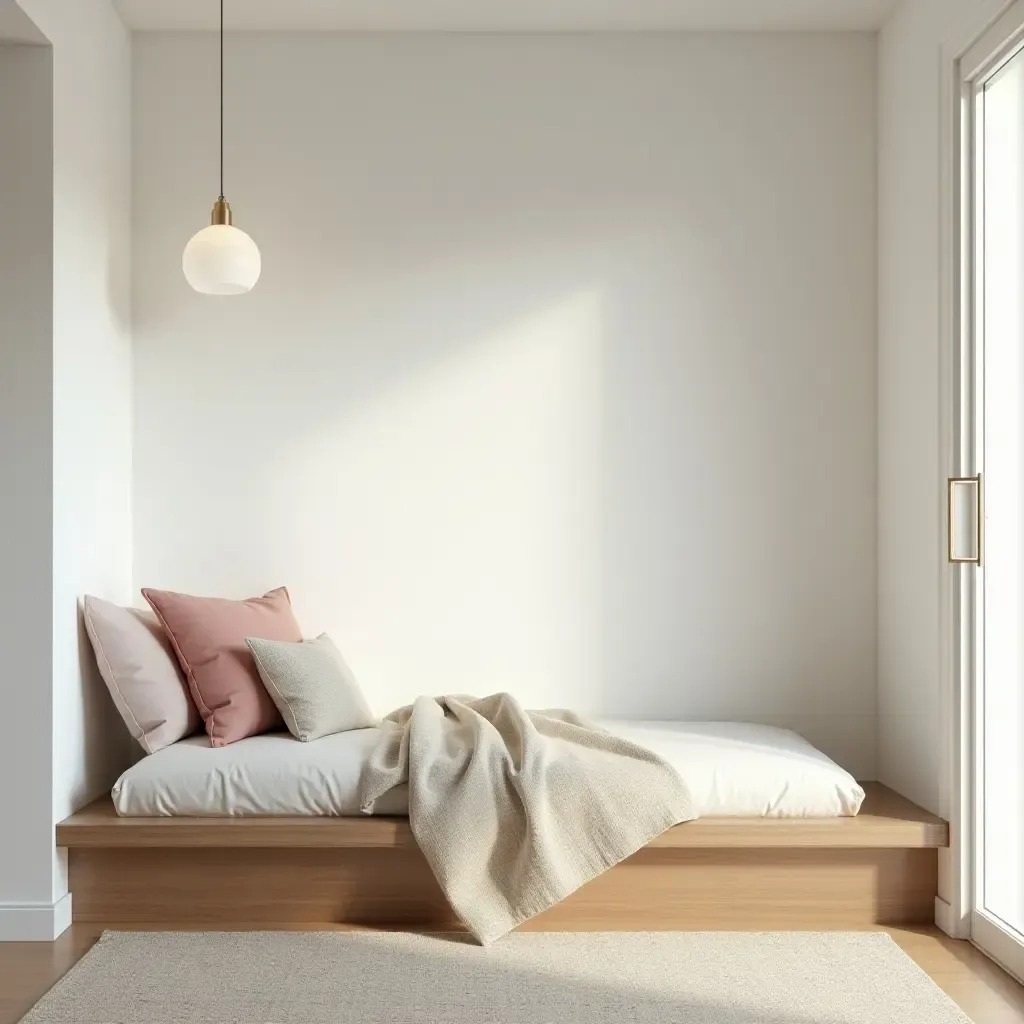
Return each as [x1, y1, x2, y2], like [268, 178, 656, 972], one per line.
[112, 720, 864, 818]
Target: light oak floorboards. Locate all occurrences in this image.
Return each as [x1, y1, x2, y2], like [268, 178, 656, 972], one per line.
[0, 926, 1021, 1024]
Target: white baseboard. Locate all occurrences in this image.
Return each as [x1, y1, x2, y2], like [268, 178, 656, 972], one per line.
[935, 895, 970, 939]
[0, 893, 72, 941]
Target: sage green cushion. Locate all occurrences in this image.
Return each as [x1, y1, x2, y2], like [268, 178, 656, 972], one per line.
[245, 633, 375, 742]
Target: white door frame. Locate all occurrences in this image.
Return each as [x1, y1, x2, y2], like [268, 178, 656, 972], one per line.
[938, 0, 1024, 971]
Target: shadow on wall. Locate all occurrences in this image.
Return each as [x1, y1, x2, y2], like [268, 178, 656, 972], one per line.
[132, 35, 877, 769]
[67, 602, 142, 807]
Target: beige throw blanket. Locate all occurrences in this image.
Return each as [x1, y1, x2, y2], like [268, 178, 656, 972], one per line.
[358, 693, 697, 944]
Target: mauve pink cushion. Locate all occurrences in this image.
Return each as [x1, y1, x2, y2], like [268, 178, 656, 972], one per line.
[142, 586, 302, 747]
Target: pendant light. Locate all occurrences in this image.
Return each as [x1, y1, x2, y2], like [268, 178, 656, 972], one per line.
[182, 0, 261, 295]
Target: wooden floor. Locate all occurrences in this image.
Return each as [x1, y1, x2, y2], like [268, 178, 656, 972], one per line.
[1, 925, 1022, 1024]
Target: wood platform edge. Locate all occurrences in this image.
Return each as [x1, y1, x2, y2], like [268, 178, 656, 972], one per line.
[56, 782, 949, 850]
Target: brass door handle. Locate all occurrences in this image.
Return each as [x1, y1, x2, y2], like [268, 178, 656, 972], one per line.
[948, 475, 984, 565]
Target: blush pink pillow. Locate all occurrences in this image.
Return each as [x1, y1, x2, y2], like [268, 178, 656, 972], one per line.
[142, 586, 302, 747]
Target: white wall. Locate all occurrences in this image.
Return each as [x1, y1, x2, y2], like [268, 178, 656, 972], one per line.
[877, 0, 1011, 819]
[133, 31, 879, 776]
[0, 40, 56, 936]
[0, 0, 134, 940]
[876, 0, 951, 822]
[0, 0, 43, 42]
[30, 0, 135, 824]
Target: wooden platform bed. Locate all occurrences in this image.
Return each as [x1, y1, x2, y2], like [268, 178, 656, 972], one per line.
[56, 783, 947, 931]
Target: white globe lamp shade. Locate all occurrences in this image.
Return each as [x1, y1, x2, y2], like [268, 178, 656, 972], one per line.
[183, 221, 261, 295]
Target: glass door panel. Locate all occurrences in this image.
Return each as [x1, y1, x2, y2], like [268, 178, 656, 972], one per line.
[980, 42, 1024, 942]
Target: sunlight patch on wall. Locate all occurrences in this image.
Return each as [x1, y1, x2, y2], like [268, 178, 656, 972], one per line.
[281, 289, 605, 712]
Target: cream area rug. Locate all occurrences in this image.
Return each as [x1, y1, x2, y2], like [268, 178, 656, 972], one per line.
[21, 931, 971, 1023]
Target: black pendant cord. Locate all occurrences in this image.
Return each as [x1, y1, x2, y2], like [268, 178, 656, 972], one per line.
[219, 0, 224, 201]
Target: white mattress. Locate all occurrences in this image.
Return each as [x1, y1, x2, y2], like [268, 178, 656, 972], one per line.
[112, 721, 865, 818]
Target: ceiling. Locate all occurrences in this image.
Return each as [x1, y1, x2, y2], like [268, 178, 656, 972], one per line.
[113, 0, 900, 32]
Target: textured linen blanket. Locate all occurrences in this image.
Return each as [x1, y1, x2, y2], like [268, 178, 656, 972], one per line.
[358, 693, 697, 944]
